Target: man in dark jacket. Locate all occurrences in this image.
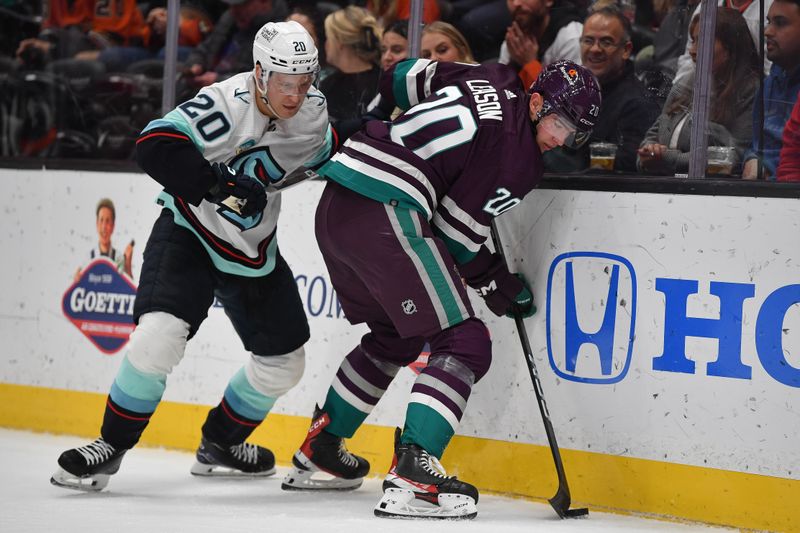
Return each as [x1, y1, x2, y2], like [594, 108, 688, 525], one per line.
[545, 4, 661, 172]
[185, 0, 287, 88]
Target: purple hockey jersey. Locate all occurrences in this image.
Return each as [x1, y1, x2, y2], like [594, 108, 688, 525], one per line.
[318, 59, 544, 264]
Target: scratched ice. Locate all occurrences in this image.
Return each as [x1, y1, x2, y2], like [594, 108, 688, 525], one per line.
[2, 429, 726, 533]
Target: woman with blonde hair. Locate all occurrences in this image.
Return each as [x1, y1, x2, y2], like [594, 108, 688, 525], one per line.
[322, 6, 383, 139]
[421, 21, 476, 63]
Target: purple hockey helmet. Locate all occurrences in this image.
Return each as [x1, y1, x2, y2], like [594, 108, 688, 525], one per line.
[528, 60, 601, 149]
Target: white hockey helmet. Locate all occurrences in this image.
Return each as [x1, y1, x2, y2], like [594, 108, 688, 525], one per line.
[253, 20, 319, 97]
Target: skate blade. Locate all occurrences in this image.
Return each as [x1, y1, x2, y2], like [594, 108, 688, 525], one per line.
[374, 488, 477, 520]
[281, 466, 363, 491]
[190, 461, 276, 478]
[50, 467, 110, 492]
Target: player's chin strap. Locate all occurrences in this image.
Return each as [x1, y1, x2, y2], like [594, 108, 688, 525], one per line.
[259, 93, 286, 120]
[255, 67, 288, 120]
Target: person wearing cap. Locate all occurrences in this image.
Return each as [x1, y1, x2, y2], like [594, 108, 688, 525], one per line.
[280, 58, 601, 520]
[51, 20, 336, 493]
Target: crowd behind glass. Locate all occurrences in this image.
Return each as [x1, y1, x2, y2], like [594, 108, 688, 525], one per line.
[0, 0, 798, 181]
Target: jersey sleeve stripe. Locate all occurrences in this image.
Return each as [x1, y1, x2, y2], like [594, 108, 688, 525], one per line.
[423, 61, 438, 101]
[432, 213, 481, 255]
[346, 140, 438, 207]
[440, 196, 490, 239]
[135, 131, 190, 144]
[406, 59, 431, 108]
[332, 152, 433, 219]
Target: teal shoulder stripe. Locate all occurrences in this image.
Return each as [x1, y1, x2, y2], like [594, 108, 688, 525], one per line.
[144, 111, 205, 153]
[319, 160, 428, 215]
[157, 192, 278, 277]
[433, 226, 478, 265]
[306, 125, 335, 168]
[392, 60, 417, 111]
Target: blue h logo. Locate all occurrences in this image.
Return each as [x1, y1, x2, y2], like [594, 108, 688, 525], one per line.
[547, 252, 637, 384]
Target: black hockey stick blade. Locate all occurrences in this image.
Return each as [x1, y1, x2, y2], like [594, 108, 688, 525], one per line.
[549, 485, 589, 519]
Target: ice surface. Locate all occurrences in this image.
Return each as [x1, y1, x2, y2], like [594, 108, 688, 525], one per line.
[1, 429, 727, 532]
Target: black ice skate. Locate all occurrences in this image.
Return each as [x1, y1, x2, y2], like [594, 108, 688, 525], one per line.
[374, 428, 478, 520]
[50, 437, 128, 492]
[281, 405, 369, 491]
[190, 437, 276, 477]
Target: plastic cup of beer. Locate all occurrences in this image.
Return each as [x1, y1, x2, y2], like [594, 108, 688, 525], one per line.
[589, 142, 617, 171]
[706, 146, 735, 176]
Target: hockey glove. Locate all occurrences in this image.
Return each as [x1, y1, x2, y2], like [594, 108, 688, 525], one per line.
[460, 250, 536, 318]
[504, 274, 536, 318]
[208, 162, 267, 217]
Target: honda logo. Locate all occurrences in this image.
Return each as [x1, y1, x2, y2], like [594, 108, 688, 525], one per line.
[546, 252, 637, 384]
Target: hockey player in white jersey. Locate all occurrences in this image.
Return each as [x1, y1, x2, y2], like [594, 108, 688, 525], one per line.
[50, 20, 336, 492]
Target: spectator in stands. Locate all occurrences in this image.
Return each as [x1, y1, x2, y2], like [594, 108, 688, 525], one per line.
[638, 8, 760, 175]
[367, 0, 440, 28]
[499, 0, 584, 88]
[286, 4, 331, 79]
[380, 19, 409, 70]
[449, 0, 510, 62]
[673, 0, 773, 83]
[15, 0, 146, 69]
[97, 5, 213, 72]
[321, 6, 382, 140]
[421, 21, 476, 62]
[636, 0, 699, 79]
[547, 4, 661, 172]
[776, 91, 800, 181]
[184, 0, 287, 89]
[742, 0, 800, 179]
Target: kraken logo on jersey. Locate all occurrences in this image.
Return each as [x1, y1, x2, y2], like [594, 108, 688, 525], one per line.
[213, 147, 286, 228]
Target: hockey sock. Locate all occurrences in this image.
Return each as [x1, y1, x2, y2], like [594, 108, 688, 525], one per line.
[323, 345, 400, 438]
[202, 368, 277, 446]
[401, 354, 475, 458]
[102, 355, 165, 449]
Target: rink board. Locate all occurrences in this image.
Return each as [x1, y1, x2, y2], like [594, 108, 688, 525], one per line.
[0, 168, 798, 531]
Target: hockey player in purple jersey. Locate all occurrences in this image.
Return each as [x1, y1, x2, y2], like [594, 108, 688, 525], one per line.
[281, 59, 601, 519]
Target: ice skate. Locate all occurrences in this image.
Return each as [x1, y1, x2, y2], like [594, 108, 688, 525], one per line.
[190, 437, 276, 477]
[374, 429, 478, 520]
[281, 406, 369, 491]
[50, 437, 127, 492]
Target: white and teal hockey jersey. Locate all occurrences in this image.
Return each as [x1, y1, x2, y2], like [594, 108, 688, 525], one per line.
[138, 71, 334, 277]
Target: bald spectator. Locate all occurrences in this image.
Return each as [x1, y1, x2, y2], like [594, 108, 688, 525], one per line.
[546, 5, 661, 172]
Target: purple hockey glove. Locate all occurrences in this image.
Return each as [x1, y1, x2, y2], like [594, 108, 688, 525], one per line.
[459, 249, 536, 318]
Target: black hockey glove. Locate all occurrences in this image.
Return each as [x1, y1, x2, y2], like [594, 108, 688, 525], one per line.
[207, 162, 267, 217]
[460, 250, 536, 318]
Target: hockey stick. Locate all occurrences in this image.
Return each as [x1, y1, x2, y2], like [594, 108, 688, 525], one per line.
[489, 220, 588, 520]
[223, 165, 320, 214]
